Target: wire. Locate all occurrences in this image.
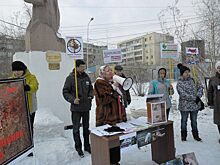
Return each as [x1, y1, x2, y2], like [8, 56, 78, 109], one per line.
[60, 15, 200, 29]
[0, 18, 26, 29]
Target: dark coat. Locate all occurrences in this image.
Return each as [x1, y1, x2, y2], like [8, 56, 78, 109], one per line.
[63, 70, 93, 112]
[207, 72, 220, 125]
[94, 78, 127, 127]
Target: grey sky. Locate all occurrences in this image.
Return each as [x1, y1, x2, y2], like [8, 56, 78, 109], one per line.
[0, 0, 199, 46]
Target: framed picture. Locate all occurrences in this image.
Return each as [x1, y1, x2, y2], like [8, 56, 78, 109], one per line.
[147, 101, 167, 125]
[0, 78, 33, 165]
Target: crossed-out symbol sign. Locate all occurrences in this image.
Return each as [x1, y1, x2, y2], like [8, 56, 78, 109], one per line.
[67, 38, 81, 53]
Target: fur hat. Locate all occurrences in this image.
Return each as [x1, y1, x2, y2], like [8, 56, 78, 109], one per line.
[114, 65, 123, 71]
[215, 61, 220, 70]
[177, 63, 190, 75]
[12, 61, 27, 71]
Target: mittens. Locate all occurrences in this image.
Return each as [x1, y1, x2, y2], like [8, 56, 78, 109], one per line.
[104, 126, 125, 132]
[195, 96, 200, 104]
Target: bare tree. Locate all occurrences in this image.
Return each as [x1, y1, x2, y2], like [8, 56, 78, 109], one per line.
[195, 0, 220, 74]
[158, 0, 188, 44]
[123, 65, 150, 96]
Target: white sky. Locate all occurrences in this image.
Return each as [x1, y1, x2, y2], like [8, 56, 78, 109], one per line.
[0, 0, 201, 46]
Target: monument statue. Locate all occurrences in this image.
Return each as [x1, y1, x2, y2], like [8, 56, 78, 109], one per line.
[24, 0, 65, 52]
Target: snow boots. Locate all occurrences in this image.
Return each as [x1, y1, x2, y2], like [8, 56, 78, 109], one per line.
[181, 130, 187, 141]
[192, 131, 202, 141]
[84, 145, 91, 154]
[76, 148, 84, 158]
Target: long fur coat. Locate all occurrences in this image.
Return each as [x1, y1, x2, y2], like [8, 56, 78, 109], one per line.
[94, 78, 127, 126]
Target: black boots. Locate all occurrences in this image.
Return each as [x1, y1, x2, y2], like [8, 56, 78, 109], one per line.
[84, 145, 91, 154]
[76, 148, 84, 158]
[181, 130, 187, 141]
[192, 131, 202, 141]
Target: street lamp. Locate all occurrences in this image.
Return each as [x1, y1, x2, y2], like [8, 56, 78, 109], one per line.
[87, 17, 94, 72]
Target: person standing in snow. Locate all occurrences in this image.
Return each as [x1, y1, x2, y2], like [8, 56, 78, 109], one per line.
[12, 61, 39, 156]
[207, 61, 220, 143]
[114, 65, 131, 108]
[176, 63, 203, 142]
[148, 67, 174, 119]
[94, 65, 127, 165]
[62, 60, 93, 158]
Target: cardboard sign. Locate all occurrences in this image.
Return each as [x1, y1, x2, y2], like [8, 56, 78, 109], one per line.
[0, 79, 33, 165]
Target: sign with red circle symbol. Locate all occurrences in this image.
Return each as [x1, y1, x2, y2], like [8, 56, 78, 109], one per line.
[65, 36, 83, 59]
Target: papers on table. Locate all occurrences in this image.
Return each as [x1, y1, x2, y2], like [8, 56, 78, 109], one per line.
[91, 117, 151, 137]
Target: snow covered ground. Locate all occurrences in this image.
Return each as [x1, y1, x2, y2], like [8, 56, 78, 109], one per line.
[15, 82, 220, 165]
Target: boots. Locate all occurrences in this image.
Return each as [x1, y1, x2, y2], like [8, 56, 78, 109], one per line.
[192, 131, 202, 141]
[181, 130, 187, 141]
[76, 148, 84, 158]
[84, 145, 91, 154]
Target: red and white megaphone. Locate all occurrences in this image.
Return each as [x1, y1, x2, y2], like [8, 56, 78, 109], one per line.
[113, 75, 133, 91]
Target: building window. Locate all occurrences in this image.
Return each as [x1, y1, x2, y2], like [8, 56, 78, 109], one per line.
[151, 55, 153, 59]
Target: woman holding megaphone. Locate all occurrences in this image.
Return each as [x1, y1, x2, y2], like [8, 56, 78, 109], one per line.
[94, 65, 127, 165]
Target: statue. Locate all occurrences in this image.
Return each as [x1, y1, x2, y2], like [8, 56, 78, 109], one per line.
[24, 0, 65, 52]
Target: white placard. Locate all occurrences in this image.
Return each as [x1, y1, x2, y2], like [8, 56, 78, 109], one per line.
[103, 49, 122, 64]
[65, 36, 83, 59]
[160, 43, 178, 59]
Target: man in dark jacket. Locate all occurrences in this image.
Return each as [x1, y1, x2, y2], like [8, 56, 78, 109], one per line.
[208, 61, 220, 143]
[63, 60, 93, 157]
[114, 65, 131, 108]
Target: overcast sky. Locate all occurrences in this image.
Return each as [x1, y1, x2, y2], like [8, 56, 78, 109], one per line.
[0, 0, 200, 47]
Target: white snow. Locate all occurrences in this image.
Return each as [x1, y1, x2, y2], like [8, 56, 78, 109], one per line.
[14, 82, 220, 165]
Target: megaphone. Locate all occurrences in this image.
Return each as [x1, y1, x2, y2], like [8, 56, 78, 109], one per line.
[113, 75, 133, 91]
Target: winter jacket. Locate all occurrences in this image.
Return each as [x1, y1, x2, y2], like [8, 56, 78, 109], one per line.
[12, 69, 39, 114]
[94, 78, 127, 127]
[177, 77, 203, 112]
[63, 70, 93, 112]
[148, 78, 174, 109]
[207, 72, 220, 125]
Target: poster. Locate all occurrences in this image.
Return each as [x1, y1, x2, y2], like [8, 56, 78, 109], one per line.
[160, 43, 179, 59]
[151, 101, 167, 124]
[160, 158, 183, 165]
[0, 78, 33, 165]
[103, 49, 122, 64]
[119, 132, 137, 152]
[136, 128, 154, 148]
[65, 36, 83, 59]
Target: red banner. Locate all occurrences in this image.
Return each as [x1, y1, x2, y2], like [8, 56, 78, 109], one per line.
[0, 78, 33, 165]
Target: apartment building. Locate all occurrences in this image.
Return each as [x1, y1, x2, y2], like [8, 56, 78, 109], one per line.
[83, 43, 107, 67]
[117, 32, 174, 66]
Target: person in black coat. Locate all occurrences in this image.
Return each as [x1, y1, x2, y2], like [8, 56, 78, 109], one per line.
[63, 60, 93, 157]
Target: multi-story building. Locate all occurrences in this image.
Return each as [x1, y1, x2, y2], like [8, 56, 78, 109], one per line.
[117, 32, 174, 66]
[83, 43, 107, 67]
[0, 36, 25, 78]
